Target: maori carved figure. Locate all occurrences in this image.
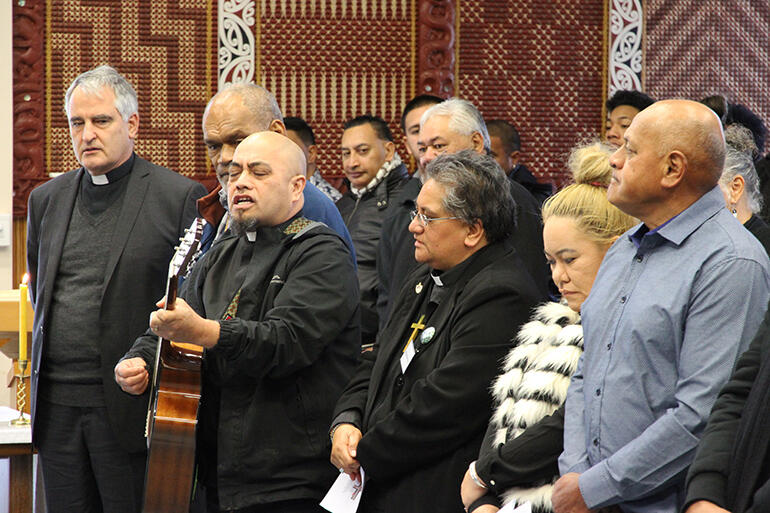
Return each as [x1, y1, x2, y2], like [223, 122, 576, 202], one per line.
[417, 0, 455, 98]
[608, 0, 643, 96]
[13, 0, 47, 217]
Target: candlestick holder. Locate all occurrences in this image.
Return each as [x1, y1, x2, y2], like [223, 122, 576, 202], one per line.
[10, 359, 30, 426]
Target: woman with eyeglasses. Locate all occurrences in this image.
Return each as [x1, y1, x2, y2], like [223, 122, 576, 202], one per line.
[329, 150, 545, 513]
[461, 142, 637, 513]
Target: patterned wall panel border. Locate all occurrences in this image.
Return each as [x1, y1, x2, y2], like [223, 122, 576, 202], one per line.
[608, 0, 644, 97]
[219, 0, 255, 89]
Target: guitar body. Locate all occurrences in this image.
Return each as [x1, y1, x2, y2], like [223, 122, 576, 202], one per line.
[141, 218, 205, 513]
[143, 339, 203, 513]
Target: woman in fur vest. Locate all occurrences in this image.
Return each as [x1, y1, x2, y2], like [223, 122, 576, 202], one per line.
[461, 142, 637, 513]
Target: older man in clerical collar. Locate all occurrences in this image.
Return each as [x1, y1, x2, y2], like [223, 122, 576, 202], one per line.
[330, 150, 543, 513]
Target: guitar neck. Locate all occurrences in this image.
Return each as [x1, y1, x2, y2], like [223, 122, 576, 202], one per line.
[145, 274, 179, 439]
[166, 275, 179, 311]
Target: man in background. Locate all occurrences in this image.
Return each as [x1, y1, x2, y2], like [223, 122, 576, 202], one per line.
[337, 115, 409, 345]
[199, 84, 354, 254]
[487, 119, 553, 205]
[285, 116, 342, 203]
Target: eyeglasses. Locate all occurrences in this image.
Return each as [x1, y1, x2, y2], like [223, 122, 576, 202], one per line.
[409, 210, 461, 227]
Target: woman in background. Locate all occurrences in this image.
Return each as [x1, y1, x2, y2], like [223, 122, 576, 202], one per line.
[719, 145, 770, 254]
[461, 142, 637, 513]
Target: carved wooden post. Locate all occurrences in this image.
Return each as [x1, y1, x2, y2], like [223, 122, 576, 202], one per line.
[417, 0, 455, 99]
[12, 0, 47, 219]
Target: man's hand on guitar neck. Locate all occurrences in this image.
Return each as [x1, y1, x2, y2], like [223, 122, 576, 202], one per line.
[115, 358, 149, 395]
[150, 297, 221, 349]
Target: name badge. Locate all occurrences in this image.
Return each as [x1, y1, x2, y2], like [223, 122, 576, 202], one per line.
[400, 342, 416, 373]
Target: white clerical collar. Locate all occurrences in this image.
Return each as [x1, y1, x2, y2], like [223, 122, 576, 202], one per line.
[90, 174, 109, 185]
[246, 231, 257, 242]
[430, 273, 444, 287]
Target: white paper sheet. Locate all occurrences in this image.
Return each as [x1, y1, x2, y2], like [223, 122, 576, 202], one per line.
[320, 468, 365, 513]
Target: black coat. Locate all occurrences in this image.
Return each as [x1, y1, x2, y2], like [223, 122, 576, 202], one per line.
[509, 164, 553, 206]
[125, 218, 361, 510]
[337, 164, 409, 342]
[334, 242, 543, 513]
[745, 214, 770, 256]
[684, 308, 770, 513]
[26, 156, 206, 453]
[376, 177, 549, 328]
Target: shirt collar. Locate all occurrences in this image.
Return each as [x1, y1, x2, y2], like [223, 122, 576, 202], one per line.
[627, 186, 725, 249]
[429, 246, 483, 288]
[86, 153, 134, 186]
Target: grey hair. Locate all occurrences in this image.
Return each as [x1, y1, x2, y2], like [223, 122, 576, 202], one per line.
[64, 65, 138, 121]
[422, 149, 514, 243]
[420, 98, 491, 152]
[725, 123, 759, 160]
[720, 147, 763, 214]
[204, 83, 283, 131]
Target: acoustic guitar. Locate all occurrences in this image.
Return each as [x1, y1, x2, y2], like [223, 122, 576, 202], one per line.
[143, 217, 204, 513]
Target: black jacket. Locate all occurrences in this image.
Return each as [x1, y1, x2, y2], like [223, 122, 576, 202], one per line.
[509, 164, 553, 206]
[684, 308, 770, 513]
[745, 214, 770, 256]
[125, 217, 361, 510]
[26, 156, 205, 453]
[333, 242, 543, 513]
[337, 164, 409, 342]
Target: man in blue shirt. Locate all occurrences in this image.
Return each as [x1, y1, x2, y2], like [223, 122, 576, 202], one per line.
[197, 83, 354, 255]
[555, 100, 770, 513]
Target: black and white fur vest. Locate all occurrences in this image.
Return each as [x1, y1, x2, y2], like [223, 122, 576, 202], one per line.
[490, 301, 583, 512]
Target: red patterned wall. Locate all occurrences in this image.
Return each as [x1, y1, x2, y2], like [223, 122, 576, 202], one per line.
[645, 1, 770, 153]
[258, 1, 416, 179]
[13, 0, 218, 216]
[457, 1, 606, 188]
[15, 0, 607, 216]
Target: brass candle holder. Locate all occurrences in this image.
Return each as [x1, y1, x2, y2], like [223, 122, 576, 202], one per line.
[10, 359, 30, 426]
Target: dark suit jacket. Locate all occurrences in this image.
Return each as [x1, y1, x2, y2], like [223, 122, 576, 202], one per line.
[334, 242, 543, 513]
[26, 155, 206, 453]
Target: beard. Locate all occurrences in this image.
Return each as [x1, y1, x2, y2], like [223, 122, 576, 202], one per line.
[230, 215, 260, 236]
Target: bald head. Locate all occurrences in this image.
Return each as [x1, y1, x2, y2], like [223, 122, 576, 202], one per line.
[636, 99, 726, 189]
[202, 84, 286, 189]
[227, 132, 307, 231]
[233, 131, 307, 177]
[608, 99, 727, 227]
[204, 84, 283, 133]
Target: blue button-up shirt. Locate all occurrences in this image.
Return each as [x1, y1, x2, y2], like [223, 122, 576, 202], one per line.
[559, 186, 770, 512]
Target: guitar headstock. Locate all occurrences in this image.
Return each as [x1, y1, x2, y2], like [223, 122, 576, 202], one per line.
[169, 218, 204, 281]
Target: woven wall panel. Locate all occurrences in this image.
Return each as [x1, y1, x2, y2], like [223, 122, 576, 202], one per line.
[45, 0, 217, 188]
[257, 0, 415, 178]
[645, 1, 770, 153]
[457, 1, 606, 188]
